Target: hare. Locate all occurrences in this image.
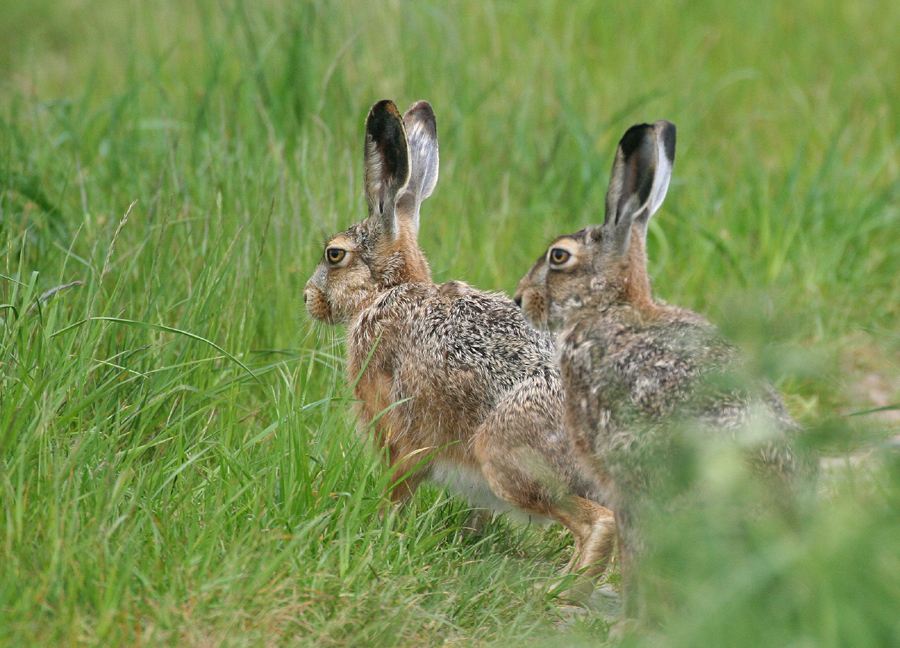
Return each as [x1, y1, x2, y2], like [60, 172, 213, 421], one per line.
[515, 120, 804, 620]
[303, 99, 616, 594]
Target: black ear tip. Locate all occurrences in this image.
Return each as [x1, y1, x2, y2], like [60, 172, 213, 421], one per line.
[366, 100, 403, 132]
[406, 100, 434, 119]
[366, 100, 406, 146]
[369, 99, 399, 117]
[364, 99, 409, 186]
[655, 120, 677, 162]
[404, 100, 437, 137]
[618, 123, 655, 158]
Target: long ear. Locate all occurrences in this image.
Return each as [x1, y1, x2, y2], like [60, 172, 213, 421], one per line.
[644, 120, 676, 226]
[364, 100, 411, 239]
[603, 120, 676, 253]
[396, 101, 439, 237]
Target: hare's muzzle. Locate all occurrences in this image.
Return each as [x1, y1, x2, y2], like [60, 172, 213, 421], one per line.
[302, 279, 317, 305]
[514, 284, 550, 331]
[303, 279, 334, 324]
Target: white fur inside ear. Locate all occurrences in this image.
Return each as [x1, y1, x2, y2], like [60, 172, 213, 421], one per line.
[365, 139, 389, 216]
[403, 126, 438, 198]
[395, 116, 438, 238]
[648, 133, 673, 217]
[618, 194, 642, 225]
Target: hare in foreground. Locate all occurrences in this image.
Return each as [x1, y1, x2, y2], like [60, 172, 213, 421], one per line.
[515, 120, 803, 619]
[304, 99, 615, 593]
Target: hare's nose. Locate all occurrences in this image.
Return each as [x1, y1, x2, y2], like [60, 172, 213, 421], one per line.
[302, 288, 310, 303]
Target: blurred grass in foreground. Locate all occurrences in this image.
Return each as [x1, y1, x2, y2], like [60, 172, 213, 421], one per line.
[2, 0, 899, 645]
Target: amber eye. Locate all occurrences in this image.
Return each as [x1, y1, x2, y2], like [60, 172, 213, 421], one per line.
[548, 248, 571, 265]
[325, 248, 346, 264]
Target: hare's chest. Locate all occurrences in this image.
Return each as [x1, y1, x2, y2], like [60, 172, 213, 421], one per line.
[559, 335, 622, 458]
[346, 309, 408, 433]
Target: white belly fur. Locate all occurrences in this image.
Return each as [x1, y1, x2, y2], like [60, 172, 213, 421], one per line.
[429, 460, 552, 525]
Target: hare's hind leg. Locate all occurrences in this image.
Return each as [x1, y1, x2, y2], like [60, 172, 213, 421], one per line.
[565, 497, 617, 577]
[477, 446, 615, 600]
[554, 497, 616, 601]
[550, 490, 620, 616]
[473, 424, 615, 600]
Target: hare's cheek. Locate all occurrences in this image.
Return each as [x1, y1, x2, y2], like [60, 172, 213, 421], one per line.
[547, 301, 571, 332]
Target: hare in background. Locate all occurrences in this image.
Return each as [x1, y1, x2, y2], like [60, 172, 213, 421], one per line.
[304, 99, 615, 596]
[515, 120, 804, 620]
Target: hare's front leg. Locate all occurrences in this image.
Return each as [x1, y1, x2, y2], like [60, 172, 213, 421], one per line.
[383, 440, 431, 506]
[612, 506, 650, 624]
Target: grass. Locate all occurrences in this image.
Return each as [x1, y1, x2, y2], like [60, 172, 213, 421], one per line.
[1, 0, 899, 645]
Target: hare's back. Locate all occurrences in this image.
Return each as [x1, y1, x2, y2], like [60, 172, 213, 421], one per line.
[566, 313, 741, 423]
[566, 311, 798, 454]
[354, 281, 555, 392]
[413, 281, 558, 392]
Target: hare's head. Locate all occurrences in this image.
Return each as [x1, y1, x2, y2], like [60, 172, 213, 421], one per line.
[515, 121, 676, 331]
[304, 100, 439, 324]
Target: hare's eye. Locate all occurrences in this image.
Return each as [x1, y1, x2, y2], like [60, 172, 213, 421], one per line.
[326, 248, 346, 264]
[548, 248, 571, 266]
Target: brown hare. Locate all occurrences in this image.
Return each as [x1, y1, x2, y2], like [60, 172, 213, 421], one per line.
[515, 120, 803, 621]
[304, 99, 616, 595]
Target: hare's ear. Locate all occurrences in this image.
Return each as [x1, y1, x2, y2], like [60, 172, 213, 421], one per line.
[364, 100, 411, 240]
[603, 120, 676, 254]
[646, 120, 676, 221]
[396, 101, 439, 237]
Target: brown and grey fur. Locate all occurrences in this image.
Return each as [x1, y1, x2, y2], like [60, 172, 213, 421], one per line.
[515, 121, 803, 619]
[304, 100, 616, 593]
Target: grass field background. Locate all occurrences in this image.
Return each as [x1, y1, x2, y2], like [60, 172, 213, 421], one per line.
[2, 0, 899, 646]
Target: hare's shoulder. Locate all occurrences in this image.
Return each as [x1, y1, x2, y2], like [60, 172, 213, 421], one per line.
[356, 282, 436, 324]
[349, 283, 437, 354]
[566, 306, 728, 365]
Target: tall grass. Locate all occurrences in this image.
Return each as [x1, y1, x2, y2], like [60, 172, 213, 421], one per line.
[2, 0, 899, 645]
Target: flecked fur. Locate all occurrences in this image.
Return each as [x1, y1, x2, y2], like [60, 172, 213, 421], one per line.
[515, 121, 804, 619]
[304, 100, 616, 594]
